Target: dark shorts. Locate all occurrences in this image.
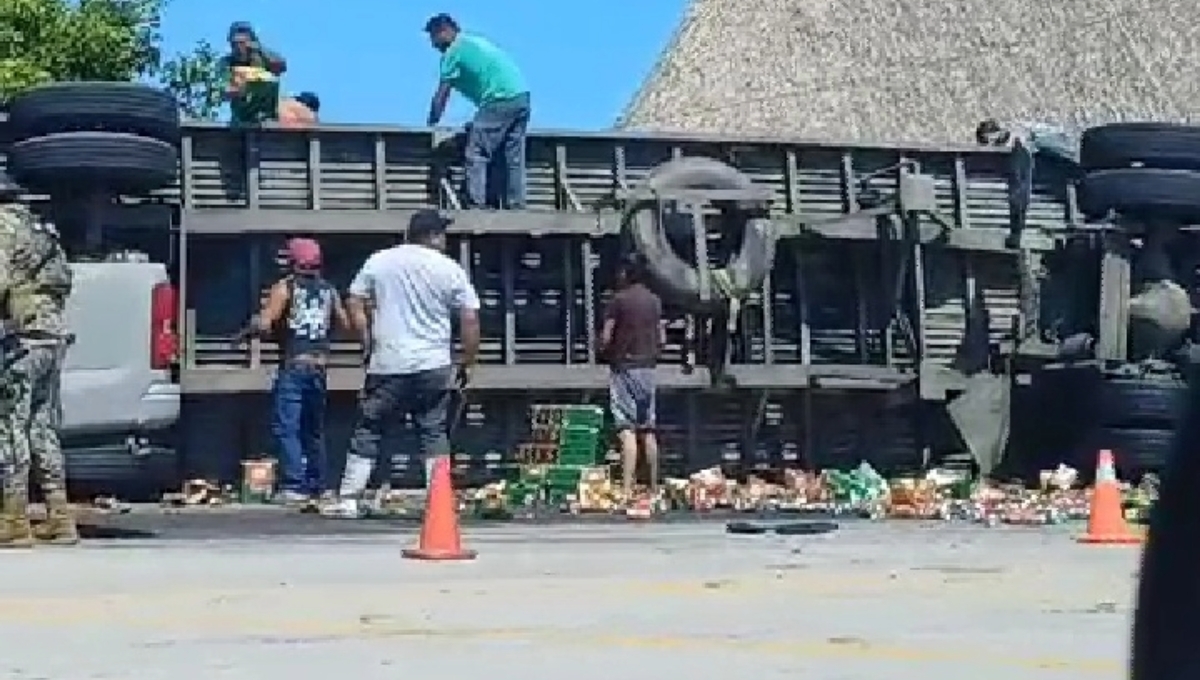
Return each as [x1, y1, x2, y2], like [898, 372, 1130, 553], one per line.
[610, 367, 656, 431]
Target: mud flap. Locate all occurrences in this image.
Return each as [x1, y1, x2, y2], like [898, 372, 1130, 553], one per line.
[946, 373, 1011, 475]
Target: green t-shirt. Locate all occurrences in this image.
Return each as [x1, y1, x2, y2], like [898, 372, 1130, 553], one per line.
[439, 33, 527, 107]
[222, 50, 284, 124]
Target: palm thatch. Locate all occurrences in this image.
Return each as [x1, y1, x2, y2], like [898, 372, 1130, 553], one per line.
[619, 0, 1200, 144]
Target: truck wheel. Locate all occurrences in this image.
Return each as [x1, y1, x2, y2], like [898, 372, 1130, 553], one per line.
[1099, 376, 1186, 428]
[1086, 427, 1173, 478]
[1079, 168, 1200, 222]
[8, 132, 178, 195]
[625, 157, 776, 309]
[7, 82, 181, 145]
[1081, 123, 1200, 172]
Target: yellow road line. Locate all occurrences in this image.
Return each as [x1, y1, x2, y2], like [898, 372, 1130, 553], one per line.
[0, 571, 1129, 675]
[0, 602, 1123, 673]
[0, 568, 1134, 630]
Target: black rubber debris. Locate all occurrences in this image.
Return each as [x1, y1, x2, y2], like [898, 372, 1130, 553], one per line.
[726, 520, 839, 536]
[726, 521, 770, 535]
[775, 521, 839, 536]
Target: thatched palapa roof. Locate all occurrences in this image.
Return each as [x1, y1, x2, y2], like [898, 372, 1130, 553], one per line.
[619, 0, 1200, 144]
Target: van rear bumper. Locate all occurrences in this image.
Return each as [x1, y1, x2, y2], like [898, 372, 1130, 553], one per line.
[137, 382, 182, 431]
[61, 381, 181, 437]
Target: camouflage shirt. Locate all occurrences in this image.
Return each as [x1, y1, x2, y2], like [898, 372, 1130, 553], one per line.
[0, 204, 72, 337]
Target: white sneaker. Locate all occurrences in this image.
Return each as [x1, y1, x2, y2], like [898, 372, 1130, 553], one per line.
[274, 489, 310, 505]
[319, 498, 362, 519]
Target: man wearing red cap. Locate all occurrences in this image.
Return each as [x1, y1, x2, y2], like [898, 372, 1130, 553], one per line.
[252, 237, 350, 504]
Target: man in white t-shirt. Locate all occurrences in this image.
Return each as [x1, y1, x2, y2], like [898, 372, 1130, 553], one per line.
[324, 209, 481, 517]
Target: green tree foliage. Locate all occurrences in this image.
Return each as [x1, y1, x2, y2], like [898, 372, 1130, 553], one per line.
[0, 0, 225, 119]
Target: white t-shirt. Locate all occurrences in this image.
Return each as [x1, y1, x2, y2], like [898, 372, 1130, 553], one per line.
[348, 244, 480, 375]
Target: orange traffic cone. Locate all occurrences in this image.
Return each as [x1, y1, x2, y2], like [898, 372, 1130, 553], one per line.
[1076, 449, 1141, 545]
[402, 456, 477, 561]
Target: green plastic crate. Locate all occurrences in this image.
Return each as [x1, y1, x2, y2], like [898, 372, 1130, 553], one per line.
[557, 426, 601, 465]
[558, 425, 600, 445]
[544, 465, 587, 490]
[556, 447, 597, 466]
[529, 404, 605, 430]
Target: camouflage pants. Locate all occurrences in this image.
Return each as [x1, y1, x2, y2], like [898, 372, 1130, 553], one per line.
[0, 345, 66, 502]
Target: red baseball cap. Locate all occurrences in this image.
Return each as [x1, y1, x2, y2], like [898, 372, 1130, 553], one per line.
[286, 238, 322, 271]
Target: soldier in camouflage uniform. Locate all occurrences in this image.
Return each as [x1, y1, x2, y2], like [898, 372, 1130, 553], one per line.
[0, 170, 76, 548]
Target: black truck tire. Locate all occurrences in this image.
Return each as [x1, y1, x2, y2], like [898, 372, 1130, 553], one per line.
[7, 82, 181, 145]
[8, 132, 179, 195]
[626, 157, 776, 309]
[1099, 376, 1187, 428]
[1078, 168, 1200, 222]
[1081, 123, 1200, 172]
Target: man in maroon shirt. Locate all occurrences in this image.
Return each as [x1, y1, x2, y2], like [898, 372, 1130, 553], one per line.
[600, 258, 665, 502]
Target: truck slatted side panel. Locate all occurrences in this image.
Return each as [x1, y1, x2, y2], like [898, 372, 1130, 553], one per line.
[805, 242, 889, 365]
[978, 255, 1022, 347]
[180, 128, 437, 209]
[959, 153, 1069, 233]
[176, 392, 918, 490]
[651, 394, 740, 478]
[922, 249, 969, 366]
[534, 136, 675, 208]
[806, 394, 922, 473]
[917, 251, 1024, 367]
[763, 246, 802, 362]
[740, 395, 806, 473]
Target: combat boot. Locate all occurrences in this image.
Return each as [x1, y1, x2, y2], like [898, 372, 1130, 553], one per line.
[34, 491, 79, 546]
[0, 497, 35, 549]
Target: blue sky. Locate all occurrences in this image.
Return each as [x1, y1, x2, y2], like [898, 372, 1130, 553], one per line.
[159, 1, 685, 130]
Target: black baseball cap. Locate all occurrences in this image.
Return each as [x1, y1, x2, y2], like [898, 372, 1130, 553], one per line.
[294, 91, 320, 113]
[424, 13, 458, 33]
[408, 209, 453, 237]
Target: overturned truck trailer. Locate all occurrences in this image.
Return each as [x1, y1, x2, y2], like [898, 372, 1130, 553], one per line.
[166, 123, 1086, 487]
[7, 117, 1100, 487]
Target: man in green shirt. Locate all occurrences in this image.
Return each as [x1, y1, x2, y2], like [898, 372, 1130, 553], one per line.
[222, 21, 288, 125]
[425, 13, 531, 209]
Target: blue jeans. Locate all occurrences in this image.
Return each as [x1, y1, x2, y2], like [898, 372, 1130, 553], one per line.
[346, 366, 454, 470]
[271, 364, 328, 494]
[465, 93, 530, 209]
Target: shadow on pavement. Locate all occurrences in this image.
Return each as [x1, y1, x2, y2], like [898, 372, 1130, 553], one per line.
[73, 508, 849, 541]
[77, 524, 158, 540]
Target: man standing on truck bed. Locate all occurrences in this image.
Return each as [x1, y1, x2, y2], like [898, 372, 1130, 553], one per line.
[252, 238, 350, 504]
[424, 13, 531, 209]
[223, 21, 287, 125]
[0, 171, 77, 547]
[600, 257, 665, 508]
[324, 209, 481, 518]
[975, 119, 1080, 247]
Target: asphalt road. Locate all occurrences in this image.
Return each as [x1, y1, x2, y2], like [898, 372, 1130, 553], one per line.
[0, 518, 1135, 680]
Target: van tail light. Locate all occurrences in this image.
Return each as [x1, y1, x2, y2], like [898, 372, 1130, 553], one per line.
[150, 282, 179, 370]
